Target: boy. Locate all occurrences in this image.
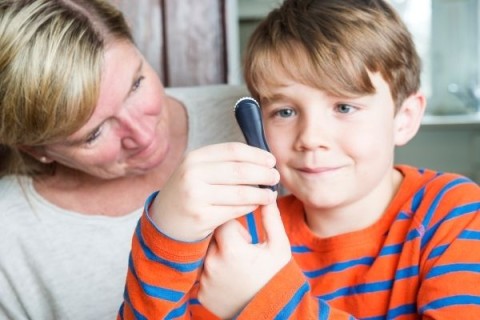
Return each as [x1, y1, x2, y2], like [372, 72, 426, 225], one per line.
[118, 0, 480, 319]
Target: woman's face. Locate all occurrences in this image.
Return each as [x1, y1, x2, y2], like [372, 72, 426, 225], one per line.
[43, 41, 171, 179]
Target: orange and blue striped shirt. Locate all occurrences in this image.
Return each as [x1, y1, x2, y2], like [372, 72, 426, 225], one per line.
[118, 165, 480, 319]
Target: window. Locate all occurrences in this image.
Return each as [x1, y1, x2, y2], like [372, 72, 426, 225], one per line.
[391, 0, 432, 102]
[393, 0, 480, 115]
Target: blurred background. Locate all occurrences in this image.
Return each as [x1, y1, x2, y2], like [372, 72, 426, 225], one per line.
[112, 0, 480, 182]
[239, 0, 480, 115]
[239, 0, 480, 183]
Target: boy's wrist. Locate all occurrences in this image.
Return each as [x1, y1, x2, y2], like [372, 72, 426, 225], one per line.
[236, 259, 306, 318]
[142, 191, 212, 259]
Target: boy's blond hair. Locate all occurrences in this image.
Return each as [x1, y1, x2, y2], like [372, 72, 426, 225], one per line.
[0, 0, 133, 176]
[243, 0, 421, 110]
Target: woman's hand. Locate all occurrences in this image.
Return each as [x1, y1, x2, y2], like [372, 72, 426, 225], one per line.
[197, 201, 292, 319]
[149, 142, 279, 242]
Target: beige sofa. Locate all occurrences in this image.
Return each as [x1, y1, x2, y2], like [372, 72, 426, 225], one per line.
[165, 84, 289, 194]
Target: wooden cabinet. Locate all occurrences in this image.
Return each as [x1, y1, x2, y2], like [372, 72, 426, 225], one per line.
[110, 0, 237, 87]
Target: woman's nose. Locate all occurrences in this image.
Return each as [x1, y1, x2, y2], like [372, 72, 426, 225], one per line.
[118, 110, 154, 149]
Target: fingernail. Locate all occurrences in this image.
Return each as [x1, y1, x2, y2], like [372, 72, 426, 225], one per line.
[273, 169, 280, 182]
[270, 190, 278, 202]
[267, 154, 276, 167]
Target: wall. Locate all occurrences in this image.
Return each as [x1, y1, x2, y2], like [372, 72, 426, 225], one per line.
[111, 0, 240, 87]
[396, 121, 480, 183]
[238, 0, 279, 66]
[429, 0, 479, 114]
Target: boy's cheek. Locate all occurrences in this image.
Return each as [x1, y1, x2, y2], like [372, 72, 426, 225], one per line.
[264, 134, 288, 157]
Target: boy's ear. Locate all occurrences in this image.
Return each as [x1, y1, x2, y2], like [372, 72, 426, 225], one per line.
[393, 92, 426, 146]
[18, 146, 53, 164]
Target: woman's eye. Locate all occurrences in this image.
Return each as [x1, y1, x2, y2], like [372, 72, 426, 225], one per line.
[335, 104, 355, 114]
[85, 127, 102, 144]
[132, 76, 145, 92]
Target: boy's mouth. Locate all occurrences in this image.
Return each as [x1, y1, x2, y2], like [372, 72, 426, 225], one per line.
[297, 166, 341, 174]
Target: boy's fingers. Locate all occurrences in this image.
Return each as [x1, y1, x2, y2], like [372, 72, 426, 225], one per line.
[261, 200, 290, 248]
[206, 185, 276, 207]
[214, 219, 251, 251]
[188, 142, 276, 167]
[206, 238, 218, 258]
[198, 162, 280, 187]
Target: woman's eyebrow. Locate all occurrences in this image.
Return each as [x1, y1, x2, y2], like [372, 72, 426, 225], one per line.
[63, 58, 145, 146]
[123, 58, 144, 100]
[64, 124, 102, 146]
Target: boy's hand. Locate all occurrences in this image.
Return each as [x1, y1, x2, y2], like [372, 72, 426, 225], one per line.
[149, 142, 279, 242]
[197, 201, 291, 319]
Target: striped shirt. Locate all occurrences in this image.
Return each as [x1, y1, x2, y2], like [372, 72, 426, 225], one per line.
[118, 165, 480, 319]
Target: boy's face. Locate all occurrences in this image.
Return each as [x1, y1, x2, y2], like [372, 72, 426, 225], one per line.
[261, 72, 403, 211]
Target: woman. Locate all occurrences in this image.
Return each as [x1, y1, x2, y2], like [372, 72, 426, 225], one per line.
[0, 0, 245, 319]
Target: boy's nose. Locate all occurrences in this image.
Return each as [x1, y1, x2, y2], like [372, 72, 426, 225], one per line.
[294, 117, 330, 151]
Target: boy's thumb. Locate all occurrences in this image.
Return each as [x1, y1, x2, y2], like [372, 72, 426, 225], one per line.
[261, 201, 289, 248]
[214, 219, 252, 251]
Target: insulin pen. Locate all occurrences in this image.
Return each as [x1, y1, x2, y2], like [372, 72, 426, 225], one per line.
[234, 96, 277, 191]
[234, 97, 278, 243]
[234, 97, 278, 191]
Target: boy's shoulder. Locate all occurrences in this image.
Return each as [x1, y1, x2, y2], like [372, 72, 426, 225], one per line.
[397, 164, 479, 197]
[396, 165, 480, 228]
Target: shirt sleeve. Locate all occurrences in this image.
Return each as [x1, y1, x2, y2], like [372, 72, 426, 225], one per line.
[118, 191, 211, 320]
[235, 259, 358, 319]
[415, 179, 480, 318]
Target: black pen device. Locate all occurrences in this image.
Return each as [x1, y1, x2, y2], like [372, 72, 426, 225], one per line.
[234, 97, 277, 192]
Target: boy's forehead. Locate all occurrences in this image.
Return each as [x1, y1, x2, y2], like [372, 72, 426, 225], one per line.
[253, 66, 379, 102]
[254, 71, 392, 107]
[249, 43, 379, 100]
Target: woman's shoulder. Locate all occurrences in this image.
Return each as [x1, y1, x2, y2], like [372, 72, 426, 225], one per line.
[0, 176, 39, 247]
[0, 175, 30, 207]
[0, 175, 34, 219]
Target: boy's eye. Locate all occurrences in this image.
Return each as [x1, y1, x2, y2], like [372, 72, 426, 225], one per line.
[335, 103, 355, 114]
[132, 76, 145, 92]
[275, 108, 296, 118]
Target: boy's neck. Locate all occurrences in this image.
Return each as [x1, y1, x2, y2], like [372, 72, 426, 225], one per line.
[302, 168, 403, 238]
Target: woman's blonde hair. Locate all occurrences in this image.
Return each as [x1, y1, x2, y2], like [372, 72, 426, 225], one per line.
[244, 0, 421, 110]
[0, 0, 133, 177]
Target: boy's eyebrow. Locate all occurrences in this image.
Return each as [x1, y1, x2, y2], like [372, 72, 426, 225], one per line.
[261, 93, 289, 105]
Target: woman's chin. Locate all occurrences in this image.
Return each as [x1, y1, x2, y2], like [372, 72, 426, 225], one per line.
[130, 153, 169, 175]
